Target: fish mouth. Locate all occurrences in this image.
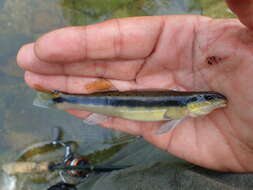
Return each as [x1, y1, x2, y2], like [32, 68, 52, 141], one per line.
[219, 103, 227, 107]
[211, 99, 227, 109]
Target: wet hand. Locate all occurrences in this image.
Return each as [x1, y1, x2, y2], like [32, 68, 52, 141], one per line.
[17, 3, 253, 172]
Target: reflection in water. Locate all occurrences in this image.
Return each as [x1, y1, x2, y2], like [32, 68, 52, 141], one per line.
[0, 173, 17, 190]
[0, 0, 203, 189]
[61, 0, 201, 26]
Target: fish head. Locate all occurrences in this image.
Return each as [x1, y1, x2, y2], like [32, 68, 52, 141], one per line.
[186, 92, 227, 117]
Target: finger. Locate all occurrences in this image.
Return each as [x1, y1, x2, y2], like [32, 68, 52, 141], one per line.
[66, 109, 90, 119]
[66, 109, 144, 136]
[24, 71, 142, 93]
[35, 16, 164, 62]
[24, 70, 181, 93]
[17, 43, 63, 75]
[226, 0, 253, 30]
[66, 109, 170, 146]
[99, 117, 195, 155]
[98, 118, 173, 150]
[17, 44, 144, 80]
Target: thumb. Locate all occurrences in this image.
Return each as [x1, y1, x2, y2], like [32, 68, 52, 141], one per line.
[226, 0, 253, 30]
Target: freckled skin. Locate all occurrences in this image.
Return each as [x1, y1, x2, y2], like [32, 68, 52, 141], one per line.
[206, 56, 222, 65]
[17, 1, 253, 172]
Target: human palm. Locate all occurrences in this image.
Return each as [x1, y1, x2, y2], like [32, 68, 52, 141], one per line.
[17, 15, 253, 172]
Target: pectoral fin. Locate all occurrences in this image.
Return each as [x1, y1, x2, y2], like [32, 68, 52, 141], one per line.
[83, 113, 111, 125]
[156, 119, 183, 135]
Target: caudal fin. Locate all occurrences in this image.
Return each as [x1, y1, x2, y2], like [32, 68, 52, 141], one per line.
[33, 92, 55, 109]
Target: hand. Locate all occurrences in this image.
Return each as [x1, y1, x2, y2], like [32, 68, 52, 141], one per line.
[17, 1, 253, 172]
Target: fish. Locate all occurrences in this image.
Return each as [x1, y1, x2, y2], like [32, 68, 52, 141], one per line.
[33, 90, 227, 134]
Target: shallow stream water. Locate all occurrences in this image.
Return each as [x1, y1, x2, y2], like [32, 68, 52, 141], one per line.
[0, 0, 234, 189]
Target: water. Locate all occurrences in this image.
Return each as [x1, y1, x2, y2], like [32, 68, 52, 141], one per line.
[0, 0, 210, 189]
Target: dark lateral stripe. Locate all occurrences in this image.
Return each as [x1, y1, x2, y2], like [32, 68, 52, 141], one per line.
[53, 96, 187, 107]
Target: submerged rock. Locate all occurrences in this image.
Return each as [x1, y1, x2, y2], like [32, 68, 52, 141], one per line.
[3, 0, 65, 35]
[0, 173, 17, 190]
[60, 0, 202, 26]
[0, 56, 24, 78]
[200, 0, 236, 18]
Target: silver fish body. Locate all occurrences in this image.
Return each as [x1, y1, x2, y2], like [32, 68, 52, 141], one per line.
[34, 90, 227, 122]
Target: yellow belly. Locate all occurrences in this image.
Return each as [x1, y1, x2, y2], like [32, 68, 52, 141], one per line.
[115, 107, 168, 121]
[57, 103, 168, 121]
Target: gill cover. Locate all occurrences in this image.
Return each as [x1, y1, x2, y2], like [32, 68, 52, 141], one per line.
[186, 93, 227, 117]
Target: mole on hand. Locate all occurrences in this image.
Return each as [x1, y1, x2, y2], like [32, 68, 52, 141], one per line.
[206, 56, 222, 65]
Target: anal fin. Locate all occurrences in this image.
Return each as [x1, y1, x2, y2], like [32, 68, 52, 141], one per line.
[83, 113, 110, 125]
[156, 119, 183, 135]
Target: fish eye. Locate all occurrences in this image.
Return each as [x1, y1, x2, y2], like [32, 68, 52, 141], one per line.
[204, 95, 214, 100]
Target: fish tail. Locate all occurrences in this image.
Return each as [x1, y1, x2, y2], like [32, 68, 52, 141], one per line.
[33, 92, 55, 109]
